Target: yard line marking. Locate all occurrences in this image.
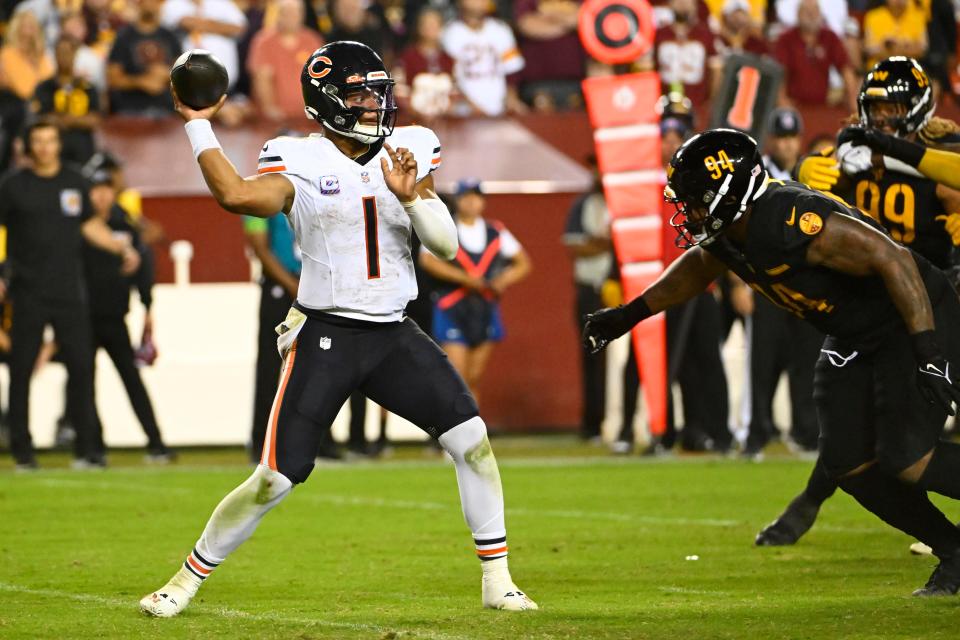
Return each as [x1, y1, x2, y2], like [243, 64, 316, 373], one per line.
[21, 476, 878, 534]
[0, 582, 466, 640]
[301, 494, 741, 527]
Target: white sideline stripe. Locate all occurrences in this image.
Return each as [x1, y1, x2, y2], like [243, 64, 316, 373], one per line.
[0, 583, 465, 640]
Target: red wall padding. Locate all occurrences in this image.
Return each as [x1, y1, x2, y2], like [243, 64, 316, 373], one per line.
[142, 192, 583, 431]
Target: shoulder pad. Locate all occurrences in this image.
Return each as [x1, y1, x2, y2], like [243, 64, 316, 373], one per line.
[386, 126, 442, 181]
[257, 135, 324, 178]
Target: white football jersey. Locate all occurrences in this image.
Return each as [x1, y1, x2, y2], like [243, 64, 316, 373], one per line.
[441, 18, 524, 117]
[258, 126, 442, 322]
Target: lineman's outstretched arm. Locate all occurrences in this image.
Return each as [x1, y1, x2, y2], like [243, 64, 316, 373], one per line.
[582, 247, 726, 353]
[174, 91, 295, 218]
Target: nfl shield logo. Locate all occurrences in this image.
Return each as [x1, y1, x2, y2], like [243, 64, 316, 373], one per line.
[361, 171, 370, 183]
[319, 337, 332, 350]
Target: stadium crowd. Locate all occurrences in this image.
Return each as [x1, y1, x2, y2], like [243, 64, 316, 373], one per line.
[0, 0, 960, 468]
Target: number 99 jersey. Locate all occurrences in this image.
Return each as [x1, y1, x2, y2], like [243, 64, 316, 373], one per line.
[839, 161, 955, 270]
[258, 125, 442, 322]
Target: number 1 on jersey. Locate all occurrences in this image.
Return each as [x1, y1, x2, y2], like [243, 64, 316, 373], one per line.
[362, 196, 380, 279]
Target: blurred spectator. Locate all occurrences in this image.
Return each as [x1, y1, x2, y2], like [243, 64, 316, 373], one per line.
[922, 0, 957, 97]
[514, 0, 585, 112]
[83, 0, 128, 58]
[60, 11, 108, 94]
[325, 0, 392, 63]
[774, 0, 848, 37]
[32, 35, 102, 167]
[84, 170, 174, 463]
[651, 0, 719, 106]
[563, 154, 612, 443]
[702, 0, 765, 29]
[773, 0, 856, 110]
[715, 0, 767, 57]
[441, 0, 526, 116]
[12, 0, 62, 53]
[393, 6, 456, 123]
[419, 179, 531, 403]
[161, 0, 247, 92]
[247, 0, 324, 122]
[1, 10, 55, 100]
[862, 0, 928, 70]
[107, 0, 181, 116]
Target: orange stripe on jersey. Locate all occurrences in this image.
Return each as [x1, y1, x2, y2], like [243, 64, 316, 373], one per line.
[477, 546, 508, 556]
[431, 157, 441, 165]
[257, 165, 287, 174]
[187, 556, 211, 575]
[261, 342, 297, 470]
[501, 49, 520, 61]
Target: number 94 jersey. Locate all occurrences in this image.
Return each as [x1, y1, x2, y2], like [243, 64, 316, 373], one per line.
[258, 126, 442, 322]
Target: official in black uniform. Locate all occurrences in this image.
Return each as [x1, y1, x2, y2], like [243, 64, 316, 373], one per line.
[744, 108, 823, 456]
[585, 128, 960, 596]
[758, 57, 960, 545]
[0, 120, 139, 469]
[84, 171, 171, 461]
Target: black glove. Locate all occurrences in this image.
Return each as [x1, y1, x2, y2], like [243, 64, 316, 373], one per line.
[582, 297, 652, 355]
[837, 125, 925, 167]
[912, 331, 960, 415]
[837, 125, 874, 149]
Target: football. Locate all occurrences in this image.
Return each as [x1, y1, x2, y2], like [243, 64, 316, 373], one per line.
[170, 49, 229, 110]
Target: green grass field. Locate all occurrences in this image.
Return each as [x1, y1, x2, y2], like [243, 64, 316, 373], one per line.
[2, 437, 958, 640]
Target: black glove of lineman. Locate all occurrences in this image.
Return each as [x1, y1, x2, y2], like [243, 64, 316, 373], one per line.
[912, 331, 960, 415]
[582, 297, 653, 355]
[837, 125, 925, 167]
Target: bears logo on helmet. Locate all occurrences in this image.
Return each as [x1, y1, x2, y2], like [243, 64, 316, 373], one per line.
[300, 41, 397, 145]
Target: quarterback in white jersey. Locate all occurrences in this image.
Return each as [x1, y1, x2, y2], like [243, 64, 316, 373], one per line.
[139, 41, 537, 618]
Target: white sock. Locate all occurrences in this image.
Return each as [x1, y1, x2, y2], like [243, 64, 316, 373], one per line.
[180, 464, 293, 587]
[438, 417, 509, 563]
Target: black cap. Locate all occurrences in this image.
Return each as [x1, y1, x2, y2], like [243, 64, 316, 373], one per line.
[768, 108, 802, 137]
[89, 169, 113, 186]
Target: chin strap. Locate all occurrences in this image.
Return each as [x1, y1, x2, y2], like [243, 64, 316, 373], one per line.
[355, 139, 384, 165]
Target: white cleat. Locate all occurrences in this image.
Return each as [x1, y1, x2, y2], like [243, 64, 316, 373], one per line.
[482, 578, 538, 611]
[140, 579, 196, 618]
[910, 542, 934, 556]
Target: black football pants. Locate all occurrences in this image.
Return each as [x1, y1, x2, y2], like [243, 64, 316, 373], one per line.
[88, 314, 165, 452]
[746, 297, 822, 450]
[576, 284, 605, 438]
[8, 295, 97, 463]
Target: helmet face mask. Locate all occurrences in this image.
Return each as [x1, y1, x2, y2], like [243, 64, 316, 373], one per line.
[664, 129, 768, 249]
[858, 56, 933, 137]
[302, 41, 398, 144]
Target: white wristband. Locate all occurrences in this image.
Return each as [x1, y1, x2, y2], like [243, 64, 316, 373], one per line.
[184, 119, 221, 159]
[400, 194, 421, 208]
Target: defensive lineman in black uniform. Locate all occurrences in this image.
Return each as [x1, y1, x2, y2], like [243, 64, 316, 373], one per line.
[585, 128, 960, 596]
[757, 57, 960, 546]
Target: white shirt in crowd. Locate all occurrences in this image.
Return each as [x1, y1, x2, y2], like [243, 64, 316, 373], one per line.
[441, 17, 524, 117]
[161, 0, 247, 90]
[455, 217, 521, 257]
[775, 0, 850, 37]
